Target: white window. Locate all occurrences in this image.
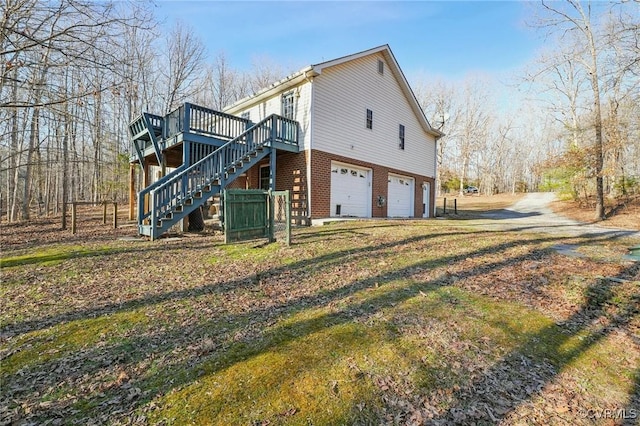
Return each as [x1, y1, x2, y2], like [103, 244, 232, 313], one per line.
[282, 92, 295, 120]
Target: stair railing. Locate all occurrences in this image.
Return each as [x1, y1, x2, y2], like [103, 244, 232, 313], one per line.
[129, 112, 164, 162]
[137, 165, 187, 224]
[148, 114, 295, 230]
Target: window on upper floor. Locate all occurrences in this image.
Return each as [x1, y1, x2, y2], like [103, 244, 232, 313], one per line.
[282, 91, 295, 120]
[378, 59, 384, 75]
[241, 111, 250, 121]
[366, 109, 373, 129]
[399, 124, 405, 150]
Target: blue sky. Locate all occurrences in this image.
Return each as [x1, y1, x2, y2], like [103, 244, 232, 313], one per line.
[155, 1, 541, 81]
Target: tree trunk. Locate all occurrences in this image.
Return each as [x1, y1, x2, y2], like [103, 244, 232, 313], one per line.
[585, 18, 605, 220]
[22, 108, 40, 220]
[61, 117, 69, 229]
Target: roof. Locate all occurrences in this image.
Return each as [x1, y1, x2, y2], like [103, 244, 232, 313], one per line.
[224, 45, 444, 138]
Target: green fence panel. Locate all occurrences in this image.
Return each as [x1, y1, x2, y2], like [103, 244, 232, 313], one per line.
[224, 189, 269, 243]
[223, 189, 291, 245]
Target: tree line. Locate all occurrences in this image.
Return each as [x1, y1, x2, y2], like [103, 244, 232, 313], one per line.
[0, 0, 289, 223]
[2, 0, 638, 223]
[418, 0, 639, 220]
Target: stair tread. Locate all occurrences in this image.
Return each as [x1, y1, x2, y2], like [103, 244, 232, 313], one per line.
[139, 127, 274, 240]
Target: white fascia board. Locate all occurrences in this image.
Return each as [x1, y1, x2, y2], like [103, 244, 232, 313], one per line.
[224, 44, 445, 140]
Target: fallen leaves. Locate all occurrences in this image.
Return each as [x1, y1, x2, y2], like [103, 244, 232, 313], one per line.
[1, 218, 638, 425]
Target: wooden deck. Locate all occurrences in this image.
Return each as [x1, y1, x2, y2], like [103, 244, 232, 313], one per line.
[129, 103, 300, 240]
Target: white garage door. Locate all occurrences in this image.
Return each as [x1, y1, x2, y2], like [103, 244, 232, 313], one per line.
[330, 162, 371, 217]
[388, 174, 414, 217]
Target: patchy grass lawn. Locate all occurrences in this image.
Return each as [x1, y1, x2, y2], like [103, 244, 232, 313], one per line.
[1, 217, 638, 425]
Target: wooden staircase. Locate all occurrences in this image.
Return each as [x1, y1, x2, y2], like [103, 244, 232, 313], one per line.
[131, 111, 299, 240]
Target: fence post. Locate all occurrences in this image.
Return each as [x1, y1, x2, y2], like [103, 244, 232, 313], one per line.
[103, 201, 107, 224]
[454, 198, 457, 215]
[268, 190, 275, 243]
[285, 190, 291, 246]
[113, 203, 118, 229]
[443, 197, 447, 215]
[71, 202, 77, 234]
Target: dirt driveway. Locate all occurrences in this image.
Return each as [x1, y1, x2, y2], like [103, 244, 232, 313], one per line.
[477, 192, 640, 240]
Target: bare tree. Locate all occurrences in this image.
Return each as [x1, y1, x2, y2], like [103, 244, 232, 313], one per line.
[415, 78, 454, 196]
[0, 0, 157, 222]
[532, 0, 639, 219]
[197, 50, 243, 110]
[456, 77, 491, 195]
[161, 22, 206, 114]
[249, 54, 286, 94]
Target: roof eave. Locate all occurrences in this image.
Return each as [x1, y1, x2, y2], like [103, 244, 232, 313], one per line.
[224, 45, 445, 139]
[224, 66, 314, 114]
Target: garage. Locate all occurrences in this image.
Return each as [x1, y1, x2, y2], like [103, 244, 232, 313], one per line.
[330, 162, 371, 217]
[387, 174, 414, 217]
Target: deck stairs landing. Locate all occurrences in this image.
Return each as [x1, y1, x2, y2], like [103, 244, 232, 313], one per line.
[133, 113, 298, 240]
[129, 113, 164, 166]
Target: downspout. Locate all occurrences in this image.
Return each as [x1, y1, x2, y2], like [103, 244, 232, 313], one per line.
[433, 134, 441, 218]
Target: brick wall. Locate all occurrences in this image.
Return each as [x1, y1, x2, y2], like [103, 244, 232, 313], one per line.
[241, 149, 435, 221]
[244, 152, 310, 225]
[310, 149, 435, 219]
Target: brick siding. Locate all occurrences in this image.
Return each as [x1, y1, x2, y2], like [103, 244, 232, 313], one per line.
[310, 149, 435, 219]
[242, 149, 435, 222]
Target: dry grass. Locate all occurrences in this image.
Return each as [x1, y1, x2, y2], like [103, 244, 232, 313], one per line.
[438, 192, 639, 231]
[1, 214, 638, 425]
[437, 193, 524, 213]
[551, 195, 640, 231]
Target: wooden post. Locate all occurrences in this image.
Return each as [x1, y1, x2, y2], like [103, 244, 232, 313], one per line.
[128, 164, 136, 221]
[268, 190, 275, 243]
[454, 198, 457, 215]
[113, 202, 118, 229]
[143, 162, 150, 218]
[71, 202, 77, 234]
[285, 190, 291, 246]
[103, 201, 107, 224]
[443, 197, 447, 215]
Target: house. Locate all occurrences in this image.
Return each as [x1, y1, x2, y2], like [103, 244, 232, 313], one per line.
[128, 45, 443, 239]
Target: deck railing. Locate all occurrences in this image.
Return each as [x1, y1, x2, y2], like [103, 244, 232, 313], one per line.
[129, 112, 164, 159]
[163, 103, 250, 141]
[147, 114, 297, 229]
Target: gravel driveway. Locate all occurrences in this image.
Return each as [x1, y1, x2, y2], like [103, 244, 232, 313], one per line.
[477, 192, 640, 240]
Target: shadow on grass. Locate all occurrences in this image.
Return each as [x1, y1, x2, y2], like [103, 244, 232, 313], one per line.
[1, 246, 133, 268]
[423, 261, 640, 424]
[0, 227, 479, 336]
[2, 224, 637, 424]
[622, 368, 640, 426]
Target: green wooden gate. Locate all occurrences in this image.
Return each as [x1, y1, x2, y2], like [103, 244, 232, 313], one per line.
[223, 189, 291, 245]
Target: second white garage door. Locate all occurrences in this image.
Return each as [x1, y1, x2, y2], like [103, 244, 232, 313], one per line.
[330, 162, 371, 217]
[387, 174, 414, 217]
